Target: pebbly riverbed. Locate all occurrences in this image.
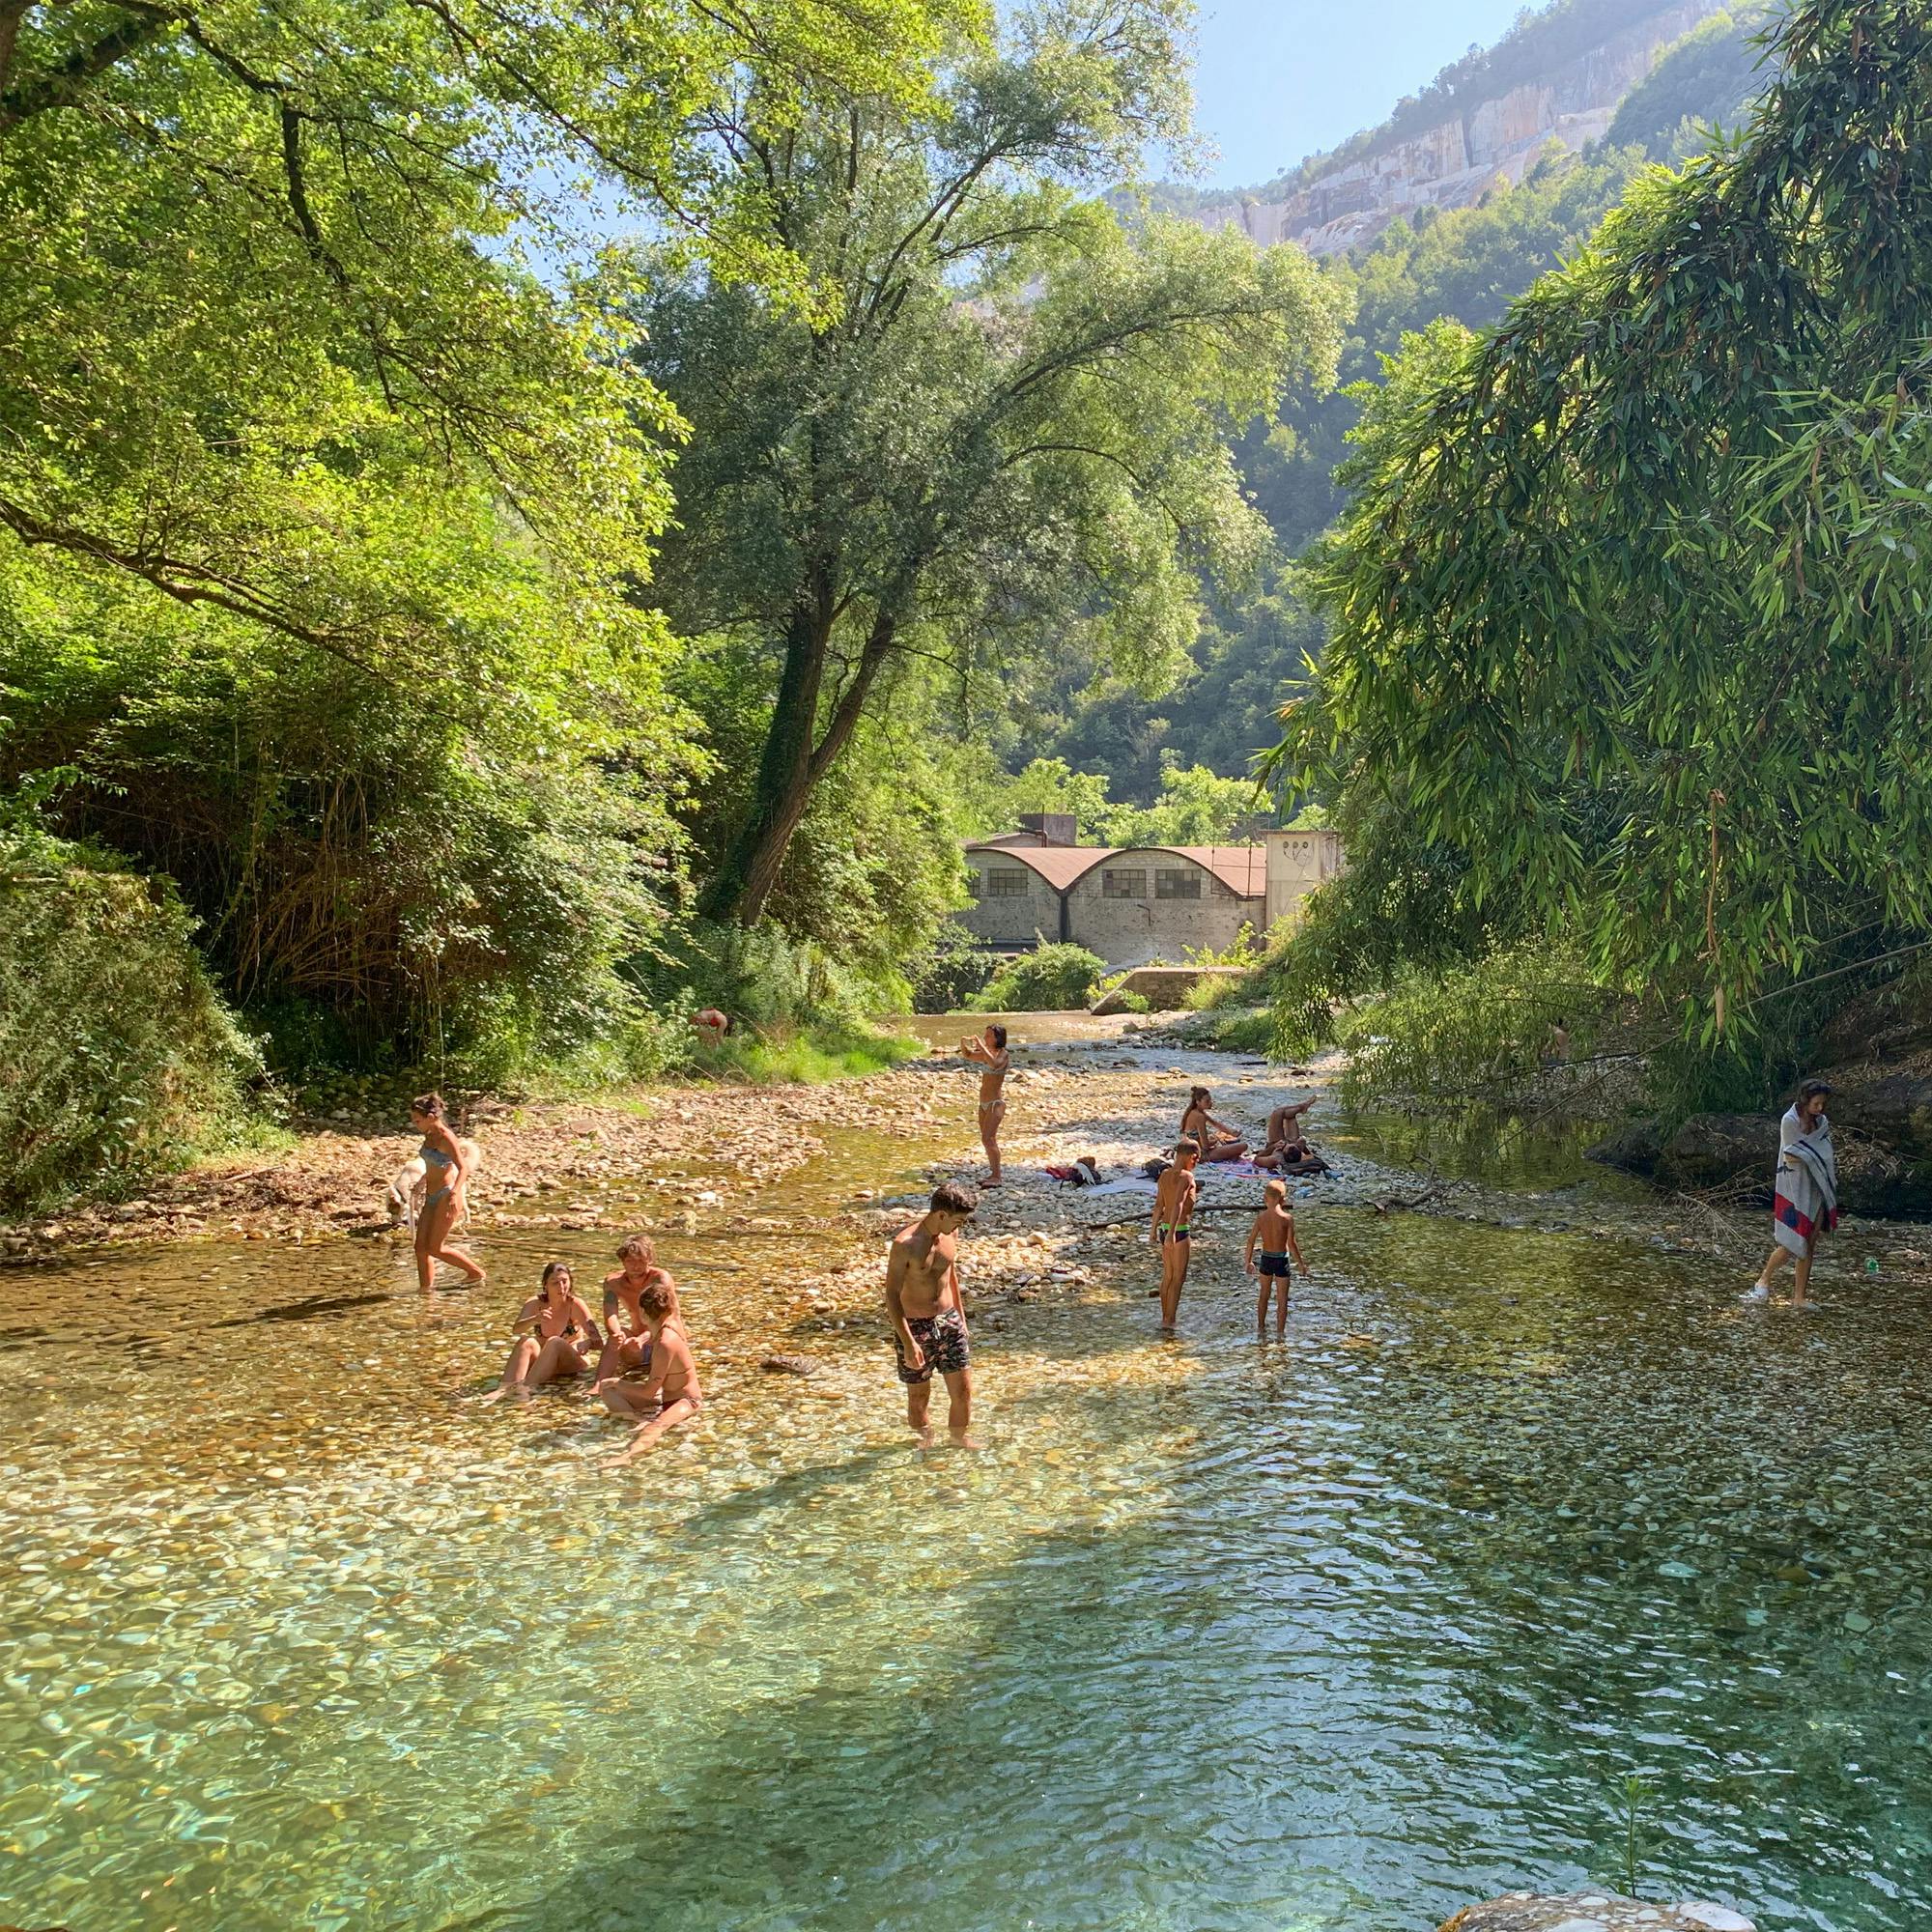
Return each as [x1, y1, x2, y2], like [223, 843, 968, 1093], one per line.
[4, 1014, 1932, 1932]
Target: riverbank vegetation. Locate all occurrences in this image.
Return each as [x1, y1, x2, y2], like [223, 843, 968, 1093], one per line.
[0, 0, 1350, 1208]
[1268, 0, 1932, 1139]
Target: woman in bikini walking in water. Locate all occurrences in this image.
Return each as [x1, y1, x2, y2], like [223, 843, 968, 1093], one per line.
[961, 1023, 1010, 1187]
[409, 1092, 485, 1291]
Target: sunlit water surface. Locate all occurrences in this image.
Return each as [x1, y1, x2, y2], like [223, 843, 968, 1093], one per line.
[4, 1094, 1931, 1932]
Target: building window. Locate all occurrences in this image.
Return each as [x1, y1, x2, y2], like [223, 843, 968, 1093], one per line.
[980, 867, 1029, 898]
[1155, 868, 1202, 900]
[1102, 868, 1147, 899]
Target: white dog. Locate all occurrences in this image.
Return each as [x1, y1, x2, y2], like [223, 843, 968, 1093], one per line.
[385, 1137, 481, 1230]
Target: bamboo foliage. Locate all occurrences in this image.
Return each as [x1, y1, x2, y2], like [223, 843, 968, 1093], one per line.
[1289, 0, 1932, 1038]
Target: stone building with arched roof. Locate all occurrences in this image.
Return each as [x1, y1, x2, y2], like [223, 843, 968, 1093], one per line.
[956, 821, 1343, 968]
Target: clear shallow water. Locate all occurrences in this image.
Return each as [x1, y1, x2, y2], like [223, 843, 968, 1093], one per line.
[4, 1110, 1932, 1930]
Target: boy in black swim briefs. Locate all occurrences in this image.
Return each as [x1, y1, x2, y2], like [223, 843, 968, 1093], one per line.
[1244, 1179, 1308, 1335]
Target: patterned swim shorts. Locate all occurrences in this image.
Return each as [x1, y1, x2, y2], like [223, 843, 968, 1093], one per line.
[894, 1309, 971, 1385]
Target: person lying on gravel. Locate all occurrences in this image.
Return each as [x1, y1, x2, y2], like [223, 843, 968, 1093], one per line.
[1180, 1087, 1246, 1162]
[485, 1262, 601, 1401]
[1253, 1098, 1315, 1169]
[593, 1233, 679, 1386]
[603, 1275, 703, 1463]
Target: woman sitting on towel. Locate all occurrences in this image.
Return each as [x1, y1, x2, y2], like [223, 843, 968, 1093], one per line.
[1180, 1087, 1247, 1163]
[1746, 1078, 1838, 1308]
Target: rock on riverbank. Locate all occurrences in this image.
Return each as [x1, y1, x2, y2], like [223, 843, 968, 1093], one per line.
[1441, 1895, 1754, 1932]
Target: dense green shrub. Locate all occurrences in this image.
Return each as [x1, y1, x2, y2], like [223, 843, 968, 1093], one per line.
[2, 559, 693, 1088]
[0, 824, 263, 1210]
[970, 943, 1105, 1012]
[906, 925, 1000, 1014]
[1317, 941, 1622, 1108]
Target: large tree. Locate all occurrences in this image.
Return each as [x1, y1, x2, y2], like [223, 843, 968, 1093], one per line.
[0, 0, 973, 672]
[1285, 0, 1932, 1039]
[0, 0, 974, 1064]
[637, 0, 1347, 926]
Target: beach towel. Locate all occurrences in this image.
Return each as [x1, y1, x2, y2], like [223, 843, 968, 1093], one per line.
[1042, 1157, 1104, 1186]
[1773, 1107, 1839, 1257]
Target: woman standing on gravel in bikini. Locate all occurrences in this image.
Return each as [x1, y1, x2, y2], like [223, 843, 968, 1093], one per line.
[409, 1092, 485, 1291]
[961, 1024, 1010, 1187]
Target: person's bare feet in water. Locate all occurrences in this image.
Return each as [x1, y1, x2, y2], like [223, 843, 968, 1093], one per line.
[949, 1428, 983, 1450]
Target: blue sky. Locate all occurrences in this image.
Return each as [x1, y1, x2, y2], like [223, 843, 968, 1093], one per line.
[1179, 0, 1552, 189]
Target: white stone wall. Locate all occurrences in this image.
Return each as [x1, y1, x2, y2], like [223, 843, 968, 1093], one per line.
[1264, 829, 1345, 929]
[956, 857, 1060, 949]
[1065, 851, 1261, 968]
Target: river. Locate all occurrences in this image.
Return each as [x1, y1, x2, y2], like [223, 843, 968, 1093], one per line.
[2, 1021, 1928, 1931]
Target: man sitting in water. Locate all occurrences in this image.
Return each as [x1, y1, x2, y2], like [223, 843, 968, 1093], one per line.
[885, 1180, 980, 1448]
[960, 1024, 1010, 1186]
[592, 1233, 678, 1386]
[603, 1276, 703, 1464]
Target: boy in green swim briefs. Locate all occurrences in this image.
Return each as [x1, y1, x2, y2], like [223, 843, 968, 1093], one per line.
[1151, 1142, 1200, 1333]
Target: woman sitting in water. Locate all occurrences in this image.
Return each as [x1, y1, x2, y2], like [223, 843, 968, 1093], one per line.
[1179, 1086, 1247, 1162]
[410, 1092, 486, 1291]
[486, 1262, 602, 1401]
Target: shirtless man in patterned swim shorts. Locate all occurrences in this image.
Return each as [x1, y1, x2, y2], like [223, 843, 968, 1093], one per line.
[884, 1179, 980, 1449]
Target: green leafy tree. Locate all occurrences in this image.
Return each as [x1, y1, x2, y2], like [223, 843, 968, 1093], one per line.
[1103, 759, 1267, 846]
[0, 0, 971, 671]
[0, 0, 970, 1080]
[1285, 0, 1932, 1040]
[639, 0, 1347, 926]
[989, 758, 1118, 840]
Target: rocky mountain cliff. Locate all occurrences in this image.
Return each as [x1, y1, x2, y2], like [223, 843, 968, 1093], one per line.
[1190, 0, 1730, 258]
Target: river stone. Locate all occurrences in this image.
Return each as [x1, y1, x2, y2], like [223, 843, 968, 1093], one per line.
[1438, 1895, 1754, 1932]
[1586, 1122, 1664, 1178]
[759, 1353, 821, 1378]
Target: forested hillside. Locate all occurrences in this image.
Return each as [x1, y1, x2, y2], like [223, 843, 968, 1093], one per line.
[1030, 2, 1775, 797]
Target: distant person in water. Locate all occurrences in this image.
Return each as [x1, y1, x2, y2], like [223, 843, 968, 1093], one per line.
[486, 1262, 600, 1400]
[885, 1180, 980, 1448]
[1151, 1142, 1200, 1332]
[408, 1093, 486, 1291]
[603, 1275, 703, 1463]
[1244, 1179, 1307, 1335]
[1747, 1078, 1838, 1308]
[1179, 1087, 1246, 1162]
[1544, 1017, 1573, 1066]
[961, 1023, 1010, 1186]
[592, 1233, 677, 1386]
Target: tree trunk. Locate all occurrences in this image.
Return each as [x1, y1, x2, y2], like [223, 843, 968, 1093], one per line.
[696, 596, 829, 926]
[698, 604, 899, 927]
